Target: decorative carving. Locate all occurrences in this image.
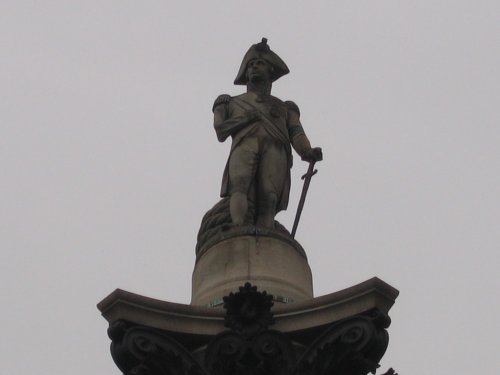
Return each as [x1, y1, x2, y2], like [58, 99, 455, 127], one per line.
[205, 329, 295, 375]
[204, 331, 247, 375]
[205, 283, 294, 375]
[109, 321, 207, 375]
[294, 313, 390, 375]
[195, 197, 290, 256]
[223, 282, 274, 337]
[105, 287, 396, 375]
[251, 330, 296, 375]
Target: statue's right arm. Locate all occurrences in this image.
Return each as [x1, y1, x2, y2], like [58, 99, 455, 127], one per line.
[213, 95, 255, 142]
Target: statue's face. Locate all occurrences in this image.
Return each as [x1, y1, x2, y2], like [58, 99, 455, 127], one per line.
[246, 58, 272, 83]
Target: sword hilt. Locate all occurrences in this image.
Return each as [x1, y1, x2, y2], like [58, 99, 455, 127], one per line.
[301, 169, 317, 180]
[301, 160, 317, 180]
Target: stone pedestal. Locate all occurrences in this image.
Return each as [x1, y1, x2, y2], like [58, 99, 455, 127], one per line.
[192, 230, 313, 306]
[99, 227, 400, 375]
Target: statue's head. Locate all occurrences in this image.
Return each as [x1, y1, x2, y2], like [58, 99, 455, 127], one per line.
[234, 38, 289, 85]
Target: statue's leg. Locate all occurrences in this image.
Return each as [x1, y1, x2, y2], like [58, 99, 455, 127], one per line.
[256, 144, 287, 228]
[228, 138, 258, 225]
[229, 192, 247, 225]
[256, 192, 278, 228]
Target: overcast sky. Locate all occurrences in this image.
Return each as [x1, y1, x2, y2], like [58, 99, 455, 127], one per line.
[1, 1, 499, 374]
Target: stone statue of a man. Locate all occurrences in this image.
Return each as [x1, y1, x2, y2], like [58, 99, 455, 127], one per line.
[213, 38, 322, 229]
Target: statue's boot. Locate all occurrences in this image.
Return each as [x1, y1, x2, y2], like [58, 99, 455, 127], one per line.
[256, 192, 278, 229]
[229, 191, 248, 225]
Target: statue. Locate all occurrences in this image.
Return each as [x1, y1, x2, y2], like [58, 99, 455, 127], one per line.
[213, 38, 322, 229]
[196, 38, 322, 254]
[100, 44, 398, 375]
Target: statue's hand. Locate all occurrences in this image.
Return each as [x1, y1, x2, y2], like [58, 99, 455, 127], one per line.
[302, 147, 323, 162]
[245, 110, 261, 123]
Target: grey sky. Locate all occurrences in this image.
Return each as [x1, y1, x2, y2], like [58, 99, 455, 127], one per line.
[1, 1, 499, 374]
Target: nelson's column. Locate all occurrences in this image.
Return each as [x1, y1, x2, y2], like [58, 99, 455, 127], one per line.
[98, 38, 399, 375]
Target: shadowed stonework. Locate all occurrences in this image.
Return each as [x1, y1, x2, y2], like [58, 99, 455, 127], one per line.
[196, 197, 291, 257]
[99, 279, 398, 375]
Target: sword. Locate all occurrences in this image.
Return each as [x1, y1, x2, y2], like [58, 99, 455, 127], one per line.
[291, 160, 318, 238]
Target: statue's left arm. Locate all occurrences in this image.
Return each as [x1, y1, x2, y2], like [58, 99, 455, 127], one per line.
[286, 101, 323, 162]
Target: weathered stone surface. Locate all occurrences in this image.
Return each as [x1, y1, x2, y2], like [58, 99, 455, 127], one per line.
[196, 197, 292, 256]
[98, 277, 398, 336]
[98, 280, 399, 375]
[191, 231, 313, 306]
[211, 38, 322, 231]
[97, 38, 399, 375]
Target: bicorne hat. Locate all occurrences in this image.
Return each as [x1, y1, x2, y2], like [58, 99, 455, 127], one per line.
[234, 38, 290, 85]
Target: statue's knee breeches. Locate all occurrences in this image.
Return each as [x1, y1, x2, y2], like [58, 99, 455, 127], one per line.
[228, 138, 259, 194]
[258, 144, 287, 196]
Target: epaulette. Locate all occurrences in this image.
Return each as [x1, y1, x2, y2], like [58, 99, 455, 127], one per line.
[284, 100, 300, 116]
[212, 94, 232, 112]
